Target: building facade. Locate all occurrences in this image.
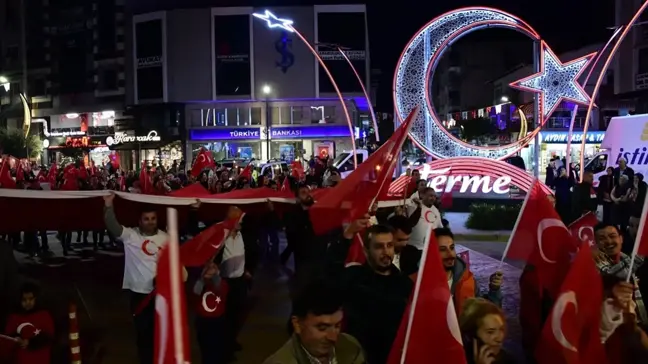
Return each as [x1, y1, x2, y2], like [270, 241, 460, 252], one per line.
[127, 5, 371, 163]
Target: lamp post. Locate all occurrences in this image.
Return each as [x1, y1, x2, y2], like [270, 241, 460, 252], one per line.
[263, 85, 272, 161]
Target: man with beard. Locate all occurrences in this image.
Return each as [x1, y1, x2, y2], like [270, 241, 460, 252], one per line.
[407, 187, 443, 250]
[341, 224, 413, 364]
[387, 215, 420, 276]
[433, 228, 503, 313]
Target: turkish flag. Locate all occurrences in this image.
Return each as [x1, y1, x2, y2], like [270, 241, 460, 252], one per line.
[190, 148, 215, 177]
[535, 245, 607, 364]
[239, 164, 252, 180]
[344, 234, 366, 267]
[388, 226, 466, 364]
[631, 191, 648, 256]
[0, 158, 16, 189]
[281, 176, 291, 192]
[139, 162, 153, 194]
[504, 181, 578, 297]
[154, 209, 191, 364]
[568, 213, 599, 247]
[15, 163, 24, 182]
[61, 164, 79, 190]
[180, 208, 244, 267]
[309, 106, 419, 235]
[194, 278, 228, 318]
[47, 162, 58, 188]
[291, 160, 305, 179]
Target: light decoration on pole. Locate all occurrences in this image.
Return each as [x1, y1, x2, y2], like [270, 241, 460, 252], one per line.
[509, 41, 595, 121]
[253, 9, 358, 168]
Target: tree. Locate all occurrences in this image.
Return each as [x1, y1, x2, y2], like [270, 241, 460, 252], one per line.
[0, 128, 43, 159]
[460, 117, 496, 142]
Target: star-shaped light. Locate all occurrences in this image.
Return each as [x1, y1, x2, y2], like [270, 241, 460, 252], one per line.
[509, 41, 596, 121]
[252, 10, 294, 33]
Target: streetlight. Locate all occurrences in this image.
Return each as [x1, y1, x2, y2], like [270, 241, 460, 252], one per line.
[262, 84, 272, 161]
[500, 96, 509, 103]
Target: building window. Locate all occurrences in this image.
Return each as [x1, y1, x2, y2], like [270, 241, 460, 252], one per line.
[639, 48, 648, 75]
[250, 107, 262, 125]
[98, 69, 118, 91]
[30, 78, 47, 96]
[291, 106, 305, 124]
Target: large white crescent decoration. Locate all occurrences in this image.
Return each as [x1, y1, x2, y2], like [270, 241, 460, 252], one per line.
[446, 298, 463, 345]
[155, 296, 169, 364]
[577, 226, 594, 246]
[537, 218, 568, 263]
[551, 291, 578, 352]
[201, 291, 220, 313]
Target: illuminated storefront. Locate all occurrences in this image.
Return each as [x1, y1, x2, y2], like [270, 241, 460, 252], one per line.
[106, 129, 183, 170]
[518, 131, 605, 171]
[187, 125, 354, 162]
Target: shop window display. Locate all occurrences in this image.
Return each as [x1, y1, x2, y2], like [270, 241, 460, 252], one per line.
[193, 142, 260, 161]
[271, 141, 303, 162]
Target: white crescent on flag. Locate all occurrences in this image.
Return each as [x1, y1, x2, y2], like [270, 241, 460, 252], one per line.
[551, 291, 578, 352]
[446, 298, 463, 346]
[201, 291, 221, 313]
[16, 322, 34, 334]
[537, 218, 568, 264]
[577, 226, 595, 246]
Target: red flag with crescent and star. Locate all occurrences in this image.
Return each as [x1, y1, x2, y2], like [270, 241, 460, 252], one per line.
[190, 148, 215, 177]
[344, 234, 366, 267]
[309, 106, 419, 235]
[194, 278, 228, 318]
[387, 225, 466, 364]
[503, 181, 579, 297]
[535, 244, 607, 364]
[567, 213, 599, 247]
[139, 162, 153, 194]
[179, 207, 244, 267]
[4, 309, 55, 364]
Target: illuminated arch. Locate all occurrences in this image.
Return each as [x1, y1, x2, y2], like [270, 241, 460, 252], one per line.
[389, 157, 553, 195]
[394, 7, 543, 159]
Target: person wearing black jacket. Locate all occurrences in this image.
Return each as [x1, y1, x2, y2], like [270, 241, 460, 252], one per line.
[571, 170, 598, 224]
[340, 224, 413, 364]
[388, 215, 421, 276]
[598, 167, 615, 224]
[613, 157, 635, 187]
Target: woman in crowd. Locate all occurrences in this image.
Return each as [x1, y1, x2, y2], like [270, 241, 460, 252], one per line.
[611, 175, 633, 233]
[460, 298, 516, 364]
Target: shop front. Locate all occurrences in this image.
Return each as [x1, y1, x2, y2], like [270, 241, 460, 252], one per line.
[268, 125, 353, 162]
[106, 129, 183, 170]
[44, 134, 108, 166]
[188, 127, 263, 162]
[535, 131, 605, 169]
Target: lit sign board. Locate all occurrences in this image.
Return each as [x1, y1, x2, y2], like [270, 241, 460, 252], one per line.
[418, 164, 512, 194]
[106, 130, 161, 146]
[539, 131, 605, 144]
[49, 131, 86, 137]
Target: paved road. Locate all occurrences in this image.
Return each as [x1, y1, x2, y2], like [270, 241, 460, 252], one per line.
[11, 234, 523, 363]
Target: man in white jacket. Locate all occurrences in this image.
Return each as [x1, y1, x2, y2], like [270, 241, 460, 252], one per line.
[406, 187, 443, 250]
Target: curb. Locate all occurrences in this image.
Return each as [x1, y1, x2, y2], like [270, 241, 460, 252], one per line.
[454, 234, 510, 242]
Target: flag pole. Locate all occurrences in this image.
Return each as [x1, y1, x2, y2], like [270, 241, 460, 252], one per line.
[626, 189, 648, 282]
[166, 208, 187, 363]
[499, 180, 536, 269]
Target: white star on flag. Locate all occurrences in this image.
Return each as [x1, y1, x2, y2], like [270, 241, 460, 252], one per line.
[509, 41, 596, 122]
[252, 10, 295, 33]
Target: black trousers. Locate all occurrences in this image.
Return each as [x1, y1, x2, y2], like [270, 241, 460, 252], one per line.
[129, 291, 155, 364]
[223, 277, 247, 356]
[195, 316, 226, 364]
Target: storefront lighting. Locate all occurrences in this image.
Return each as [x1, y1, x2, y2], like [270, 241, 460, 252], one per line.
[65, 113, 79, 119]
[42, 139, 50, 148]
[100, 110, 115, 118]
[500, 96, 509, 102]
[262, 85, 272, 95]
[1, 83, 8, 92]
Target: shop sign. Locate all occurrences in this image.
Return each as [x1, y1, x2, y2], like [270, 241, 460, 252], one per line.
[190, 128, 261, 141]
[540, 131, 605, 144]
[270, 125, 351, 139]
[49, 130, 86, 137]
[46, 136, 101, 149]
[106, 131, 161, 146]
[419, 164, 512, 194]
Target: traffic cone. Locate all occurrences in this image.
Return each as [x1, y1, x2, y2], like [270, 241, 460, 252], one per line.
[68, 303, 82, 364]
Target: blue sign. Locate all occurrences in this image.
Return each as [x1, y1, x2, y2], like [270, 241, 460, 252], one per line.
[270, 125, 351, 139]
[540, 131, 605, 144]
[190, 128, 261, 141]
[190, 125, 352, 141]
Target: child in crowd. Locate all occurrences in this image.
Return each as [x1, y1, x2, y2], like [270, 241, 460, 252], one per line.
[4, 282, 54, 364]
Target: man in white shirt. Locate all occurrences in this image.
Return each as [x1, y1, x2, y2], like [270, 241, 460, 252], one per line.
[406, 187, 443, 250]
[103, 192, 187, 364]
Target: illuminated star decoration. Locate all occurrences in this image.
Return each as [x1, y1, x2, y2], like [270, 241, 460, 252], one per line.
[509, 41, 596, 122]
[252, 10, 295, 33]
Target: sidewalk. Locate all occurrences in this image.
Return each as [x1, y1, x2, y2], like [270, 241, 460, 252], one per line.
[445, 212, 511, 242]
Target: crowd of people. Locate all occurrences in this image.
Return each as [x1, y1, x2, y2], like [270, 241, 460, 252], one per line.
[0, 151, 647, 364]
